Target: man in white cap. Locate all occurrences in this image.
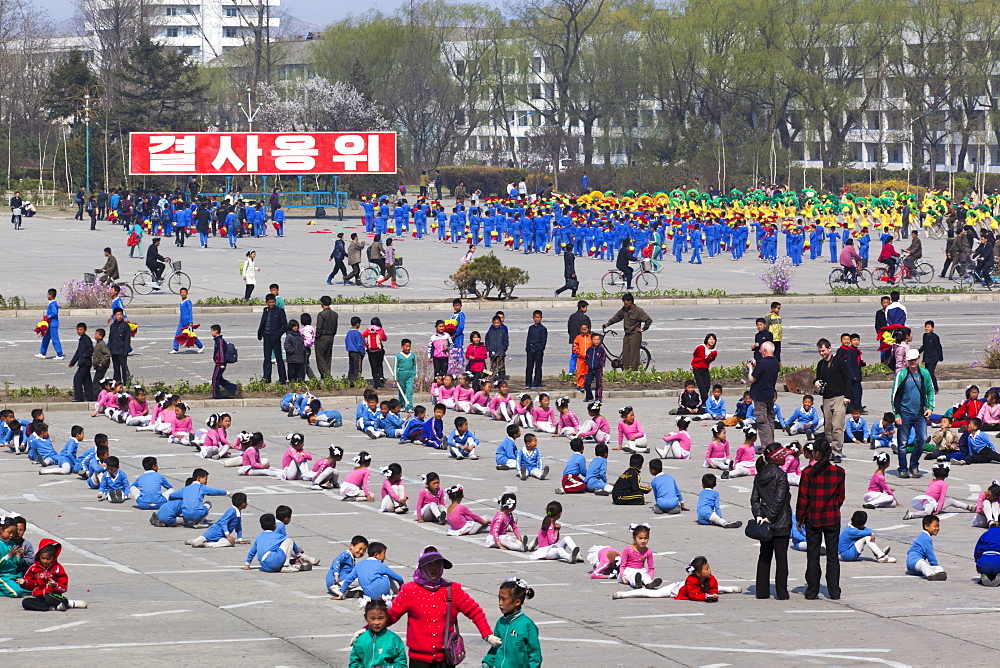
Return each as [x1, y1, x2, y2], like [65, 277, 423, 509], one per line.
[891, 348, 934, 478]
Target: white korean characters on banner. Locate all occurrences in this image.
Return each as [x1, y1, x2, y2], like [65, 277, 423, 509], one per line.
[129, 132, 397, 175]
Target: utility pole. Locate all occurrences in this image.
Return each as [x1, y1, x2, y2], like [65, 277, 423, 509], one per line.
[84, 93, 91, 192]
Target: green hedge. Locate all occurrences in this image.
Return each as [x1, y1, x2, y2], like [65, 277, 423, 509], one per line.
[336, 172, 401, 199]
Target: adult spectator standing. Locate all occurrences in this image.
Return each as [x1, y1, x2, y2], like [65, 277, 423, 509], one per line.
[525, 309, 548, 389]
[73, 186, 85, 220]
[86, 196, 98, 230]
[344, 233, 367, 286]
[691, 333, 718, 404]
[314, 296, 338, 378]
[454, 181, 468, 206]
[875, 294, 891, 366]
[369, 234, 386, 276]
[603, 293, 651, 371]
[9, 190, 22, 229]
[108, 308, 130, 383]
[815, 338, 852, 463]
[240, 250, 259, 301]
[835, 333, 862, 412]
[257, 294, 288, 385]
[145, 238, 167, 288]
[96, 188, 108, 220]
[566, 300, 590, 375]
[952, 224, 975, 278]
[434, 169, 443, 200]
[892, 349, 934, 478]
[554, 247, 579, 297]
[68, 322, 94, 402]
[211, 324, 238, 399]
[327, 233, 349, 284]
[268, 189, 280, 218]
[384, 546, 498, 667]
[749, 341, 779, 448]
[796, 439, 846, 601]
[418, 170, 428, 198]
[95, 247, 119, 285]
[187, 176, 200, 203]
[752, 442, 792, 600]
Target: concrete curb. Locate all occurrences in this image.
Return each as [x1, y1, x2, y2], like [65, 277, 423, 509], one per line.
[3, 291, 1000, 318]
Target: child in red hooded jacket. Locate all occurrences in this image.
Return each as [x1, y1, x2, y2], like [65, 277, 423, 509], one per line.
[21, 539, 87, 611]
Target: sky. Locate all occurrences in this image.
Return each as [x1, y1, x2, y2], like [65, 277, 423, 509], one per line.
[44, 0, 411, 26]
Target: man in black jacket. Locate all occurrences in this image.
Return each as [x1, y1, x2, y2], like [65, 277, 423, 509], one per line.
[815, 338, 852, 462]
[68, 322, 94, 402]
[212, 325, 238, 399]
[918, 320, 944, 392]
[145, 238, 167, 286]
[327, 233, 349, 284]
[615, 237, 638, 290]
[257, 294, 287, 384]
[108, 308, 130, 383]
[314, 296, 339, 378]
[554, 248, 579, 297]
[525, 309, 547, 389]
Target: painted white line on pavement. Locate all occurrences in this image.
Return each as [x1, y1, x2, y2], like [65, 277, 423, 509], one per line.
[290, 512, 359, 517]
[852, 575, 912, 579]
[540, 637, 620, 645]
[529, 583, 571, 587]
[0, 637, 282, 654]
[876, 524, 908, 531]
[785, 609, 857, 613]
[130, 609, 191, 617]
[219, 600, 272, 609]
[79, 506, 131, 512]
[620, 613, 705, 620]
[37, 480, 75, 487]
[641, 644, 906, 668]
[946, 607, 1000, 611]
[534, 620, 568, 625]
[21, 494, 40, 502]
[147, 568, 242, 574]
[35, 621, 89, 633]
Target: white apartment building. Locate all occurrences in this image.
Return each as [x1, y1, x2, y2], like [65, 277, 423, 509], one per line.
[83, 0, 280, 65]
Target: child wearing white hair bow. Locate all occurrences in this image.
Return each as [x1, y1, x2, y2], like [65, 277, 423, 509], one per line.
[529, 500, 580, 562]
[340, 451, 374, 501]
[415, 472, 447, 524]
[445, 485, 489, 535]
[656, 416, 692, 459]
[903, 459, 977, 520]
[619, 523, 661, 589]
[862, 451, 898, 508]
[612, 556, 743, 600]
[487, 493, 528, 551]
[281, 433, 314, 480]
[309, 446, 343, 490]
[197, 413, 234, 459]
[224, 431, 254, 467]
[379, 463, 408, 513]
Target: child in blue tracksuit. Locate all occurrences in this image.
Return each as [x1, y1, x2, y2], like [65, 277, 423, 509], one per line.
[846, 409, 869, 445]
[280, 392, 299, 412]
[705, 385, 726, 420]
[189, 493, 247, 547]
[243, 514, 297, 573]
[81, 443, 109, 488]
[327, 535, 368, 597]
[826, 228, 839, 262]
[179, 470, 228, 526]
[172, 289, 203, 352]
[517, 434, 548, 480]
[341, 542, 404, 601]
[688, 226, 703, 264]
[40, 425, 84, 475]
[559, 438, 588, 494]
[649, 459, 685, 513]
[421, 404, 446, 449]
[838, 510, 894, 562]
[226, 210, 239, 248]
[906, 515, 946, 580]
[783, 395, 822, 436]
[869, 412, 896, 449]
[356, 393, 380, 432]
[790, 511, 808, 551]
[399, 406, 427, 443]
[130, 456, 174, 509]
[38, 290, 63, 358]
[585, 443, 611, 493]
[447, 416, 480, 460]
[696, 474, 741, 528]
[495, 424, 520, 469]
[27, 425, 56, 466]
[273, 206, 285, 237]
[377, 400, 406, 438]
[97, 456, 130, 503]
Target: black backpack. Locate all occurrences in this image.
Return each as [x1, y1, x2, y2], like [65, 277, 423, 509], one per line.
[224, 342, 238, 364]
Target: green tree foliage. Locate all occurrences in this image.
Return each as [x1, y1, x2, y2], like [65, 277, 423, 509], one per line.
[447, 253, 530, 299]
[43, 51, 99, 123]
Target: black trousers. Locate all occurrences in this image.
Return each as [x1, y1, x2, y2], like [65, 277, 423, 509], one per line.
[620, 265, 634, 288]
[111, 354, 129, 384]
[73, 364, 94, 402]
[525, 350, 544, 387]
[755, 535, 790, 599]
[244, 284, 255, 300]
[89, 213, 97, 230]
[345, 263, 362, 285]
[924, 360, 939, 392]
[368, 349, 385, 388]
[432, 356, 449, 377]
[693, 367, 711, 407]
[175, 227, 186, 246]
[409, 659, 449, 668]
[967, 449, 1000, 463]
[772, 340, 782, 363]
[262, 337, 287, 384]
[315, 336, 334, 377]
[23, 593, 66, 611]
[75, 201, 84, 220]
[329, 258, 348, 281]
[348, 351, 364, 382]
[805, 523, 841, 599]
[850, 380, 863, 412]
[93, 364, 108, 388]
[213, 364, 238, 399]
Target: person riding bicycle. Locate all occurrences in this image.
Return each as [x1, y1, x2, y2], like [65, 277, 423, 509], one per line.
[974, 230, 996, 287]
[95, 247, 120, 285]
[616, 236, 639, 290]
[145, 237, 168, 288]
[877, 235, 900, 283]
[838, 238, 863, 284]
[903, 231, 923, 277]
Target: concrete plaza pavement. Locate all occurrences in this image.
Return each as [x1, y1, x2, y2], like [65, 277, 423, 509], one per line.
[2, 396, 1000, 665]
[0, 208, 959, 305]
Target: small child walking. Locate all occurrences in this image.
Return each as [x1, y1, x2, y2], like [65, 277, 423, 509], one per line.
[482, 579, 542, 668]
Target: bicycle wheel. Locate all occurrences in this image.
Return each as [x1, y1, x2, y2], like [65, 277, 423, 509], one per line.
[916, 262, 935, 284]
[634, 271, 658, 293]
[118, 282, 134, 304]
[828, 268, 845, 290]
[168, 271, 191, 293]
[360, 267, 379, 288]
[927, 223, 945, 240]
[394, 267, 410, 288]
[856, 268, 873, 288]
[900, 266, 920, 287]
[638, 345, 651, 371]
[870, 267, 890, 288]
[132, 271, 154, 295]
[601, 271, 624, 294]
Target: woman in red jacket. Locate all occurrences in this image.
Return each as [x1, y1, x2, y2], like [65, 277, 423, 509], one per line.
[691, 333, 718, 406]
[363, 317, 388, 390]
[386, 545, 499, 667]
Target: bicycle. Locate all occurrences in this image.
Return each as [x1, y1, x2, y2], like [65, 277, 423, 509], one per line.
[600, 260, 658, 294]
[132, 260, 191, 295]
[84, 273, 134, 304]
[827, 263, 872, 290]
[359, 260, 410, 288]
[600, 328, 653, 371]
[871, 255, 934, 287]
[953, 259, 996, 292]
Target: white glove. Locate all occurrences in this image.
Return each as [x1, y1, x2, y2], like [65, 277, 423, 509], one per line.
[485, 634, 503, 648]
[351, 628, 366, 644]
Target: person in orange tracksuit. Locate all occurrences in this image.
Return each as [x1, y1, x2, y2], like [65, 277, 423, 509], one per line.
[573, 324, 593, 390]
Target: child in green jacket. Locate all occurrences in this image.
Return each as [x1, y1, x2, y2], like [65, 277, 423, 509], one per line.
[483, 577, 542, 668]
[395, 339, 417, 412]
[349, 599, 406, 668]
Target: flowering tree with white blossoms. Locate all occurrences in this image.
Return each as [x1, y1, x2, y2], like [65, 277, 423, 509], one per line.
[256, 78, 388, 133]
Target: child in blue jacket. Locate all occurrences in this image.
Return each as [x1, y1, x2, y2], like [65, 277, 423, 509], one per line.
[97, 456, 130, 503]
[130, 456, 174, 509]
[517, 434, 548, 480]
[447, 416, 480, 460]
[495, 424, 520, 469]
[341, 542, 404, 602]
[838, 510, 895, 563]
[907, 514, 946, 580]
[696, 474, 741, 529]
[783, 395, 822, 436]
[243, 514, 300, 573]
[179, 469, 229, 526]
[421, 404, 446, 449]
[585, 443, 612, 494]
[188, 493, 248, 547]
[328, 535, 368, 598]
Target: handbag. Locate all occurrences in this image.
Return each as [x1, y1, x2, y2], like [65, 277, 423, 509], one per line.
[443, 584, 466, 666]
[745, 518, 773, 542]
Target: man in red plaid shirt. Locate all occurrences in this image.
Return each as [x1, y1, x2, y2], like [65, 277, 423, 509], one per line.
[796, 439, 846, 600]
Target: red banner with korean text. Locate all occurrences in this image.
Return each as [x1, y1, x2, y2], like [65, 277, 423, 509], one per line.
[129, 132, 397, 175]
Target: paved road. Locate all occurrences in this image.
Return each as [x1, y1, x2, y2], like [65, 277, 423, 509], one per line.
[4, 301, 996, 388]
[1, 398, 997, 664]
[0, 209, 957, 305]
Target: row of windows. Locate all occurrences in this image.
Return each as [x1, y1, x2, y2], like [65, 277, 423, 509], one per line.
[163, 5, 243, 17]
[791, 142, 1000, 165]
[164, 27, 240, 38]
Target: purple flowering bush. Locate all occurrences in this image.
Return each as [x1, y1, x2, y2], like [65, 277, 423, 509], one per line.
[63, 279, 112, 309]
[758, 256, 795, 295]
[974, 325, 1000, 368]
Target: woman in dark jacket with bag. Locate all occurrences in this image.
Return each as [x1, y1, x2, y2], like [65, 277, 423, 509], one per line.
[751, 440, 792, 600]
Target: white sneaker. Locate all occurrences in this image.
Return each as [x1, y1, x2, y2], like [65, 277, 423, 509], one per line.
[469, 454, 479, 460]
[68, 599, 88, 609]
[54, 356, 65, 360]
[196, 348, 204, 354]
[302, 554, 321, 566]
[169, 350, 180, 354]
[276, 471, 287, 480]
[34, 353, 46, 358]
[903, 510, 912, 520]
[878, 555, 897, 563]
[612, 591, 625, 600]
[655, 446, 668, 458]
[309, 484, 323, 490]
[280, 564, 301, 573]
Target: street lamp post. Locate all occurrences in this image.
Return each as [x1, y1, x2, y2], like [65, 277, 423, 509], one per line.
[84, 94, 91, 193]
[236, 86, 264, 132]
